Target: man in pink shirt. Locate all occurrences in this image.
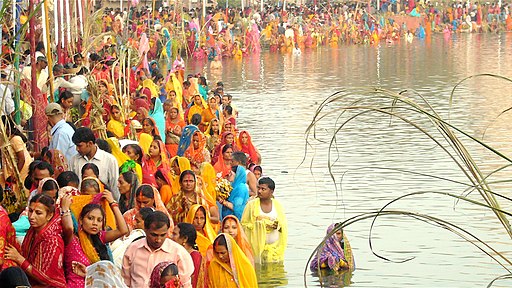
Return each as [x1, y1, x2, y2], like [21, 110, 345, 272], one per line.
[122, 211, 194, 287]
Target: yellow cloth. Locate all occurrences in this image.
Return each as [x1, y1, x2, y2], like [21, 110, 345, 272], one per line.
[142, 78, 159, 97]
[70, 195, 117, 230]
[106, 138, 142, 182]
[185, 204, 217, 243]
[165, 73, 183, 108]
[78, 230, 100, 264]
[199, 163, 217, 206]
[170, 156, 192, 196]
[207, 234, 258, 288]
[138, 133, 153, 155]
[106, 119, 125, 139]
[187, 104, 205, 123]
[241, 198, 287, 264]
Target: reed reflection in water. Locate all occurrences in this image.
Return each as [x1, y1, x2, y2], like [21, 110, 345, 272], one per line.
[188, 32, 512, 287]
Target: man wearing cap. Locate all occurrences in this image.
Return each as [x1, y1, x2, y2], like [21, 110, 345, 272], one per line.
[45, 103, 77, 164]
[52, 64, 84, 102]
[21, 56, 49, 93]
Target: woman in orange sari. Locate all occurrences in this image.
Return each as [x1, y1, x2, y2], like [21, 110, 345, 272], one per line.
[200, 96, 220, 132]
[185, 204, 217, 257]
[165, 107, 186, 157]
[169, 156, 192, 196]
[221, 215, 254, 265]
[205, 118, 221, 153]
[236, 130, 261, 165]
[214, 144, 234, 178]
[141, 139, 170, 186]
[212, 132, 236, 165]
[184, 131, 211, 170]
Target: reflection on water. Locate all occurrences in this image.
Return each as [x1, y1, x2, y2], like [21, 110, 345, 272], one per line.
[189, 33, 512, 287]
[311, 269, 354, 288]
[256, 262, 288, 288]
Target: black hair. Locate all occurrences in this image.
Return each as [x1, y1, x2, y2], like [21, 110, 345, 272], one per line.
[119, 171, 139, 214]
[224, 105, 233, 115]
[258, 177, 275, 191]
[191, 113, 202, 126]
[179, 170, 196, 183]
[80, 203, 110, 261]
[35, 41, 45, 52]
[161, 263, 179, 278]
[57, 90, 74, 104]
[89, 53, 101, 62]
[222, 144, 233, 154]
[74, 53, 83, 60]
[136, 184, 155, 199]
[34, 161, 54, 176]
[253, 165, 262, 174]
[177, 222, 198, 249]
[56, 171, 80, 188]
[208, 119, 219, 136]
[96, 139, 112, 153]
[0, 266, 31, 288]
[232, 151, 247, 165]
[144, 210, 170, 230]
[122, 144, 143, 164]
[77, 66, 88, 75]
[29, 194, 55, 214]
[213, 234, 228, 249]
[198, 76, 207, 86]
[41, 179, 59, 194]
[154, 169, 168, 183]
[81, 163, 100, 178]
[2, 115, 28, 142]
[138, 207, 154, 221]
[80, 178, 101, 194]
[72, 127, 96, 145]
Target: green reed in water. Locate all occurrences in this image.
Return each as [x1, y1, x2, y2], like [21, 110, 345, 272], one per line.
[302, 74, 512, 287]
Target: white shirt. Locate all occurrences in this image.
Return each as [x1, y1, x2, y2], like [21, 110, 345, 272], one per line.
[70, 146, 120, 200]
[0, 83, 14, 116]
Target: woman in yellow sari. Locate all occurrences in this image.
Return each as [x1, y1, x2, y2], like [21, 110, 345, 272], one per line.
[106, 105, 125, 139]
[207, 233, 258, 288]
[170, 156, 192, 195]
[198, 163, 217, 207]
[187, 95, 206, 124]
[185, 204, 217, 257]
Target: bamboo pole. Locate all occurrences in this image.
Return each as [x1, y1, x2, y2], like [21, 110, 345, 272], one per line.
[44, 0, 55, 100]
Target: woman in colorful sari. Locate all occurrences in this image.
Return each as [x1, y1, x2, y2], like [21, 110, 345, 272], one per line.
[220, 165, 249, 220]
[206, 233, 257, 288]
[170, 156, 192, 196]
[201, 96, 220, 131]
[141, 117, 161, 139]
[149, 97, 166, 139]
[155, 168, 174, 205]
[241, 177, 287, 264]
[185, 204, 217, 256]
[310, 223, 355, 272]
[1, 115, 32, 184]
[214, 144, 234, 179]
[0, 202, 20, 271]
[205, 118, 221, 153]
[165, 107, 186, 157]
[40, 147, 68, 179]
[184, 131, 211, 170]
[237, 130, 261, 165]
[118, 171, 140, 214]
[123, 184, 174, 233]
[149, 261, 182, 288]
[212, 132, 236, 165]
[221, 215, 254, 265]
[177, 113, 200, 156]
[142, 139, 170, 186]
[108, 139, 143, 183]
[107, 105, 126, 139]
[4, 194, 66, 287]
[171, 223, 206, 288]
[60, 190, 128, 288]
[187, 95, 206, 124]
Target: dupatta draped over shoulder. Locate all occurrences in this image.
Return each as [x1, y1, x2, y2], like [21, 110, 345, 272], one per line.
[222, 166, 249, 220]
[221, 215, 254, 265]
[207, 233, 258, 288]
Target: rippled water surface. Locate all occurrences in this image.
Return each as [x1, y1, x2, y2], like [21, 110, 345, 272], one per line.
[189, 33, 512, 287]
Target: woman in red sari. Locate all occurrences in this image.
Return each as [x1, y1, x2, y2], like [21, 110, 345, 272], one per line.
[165, 107, 186, 157]
[211, 132, 237, 165]
[142, 139, 170, 186]
[4, 194, 66, 287]
[0, 204, 20, 271]
[213, 144, 234, 178]
[236, 130, 261, 165]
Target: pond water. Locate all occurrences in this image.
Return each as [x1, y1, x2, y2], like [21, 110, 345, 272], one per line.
[188, 33, 512, 287]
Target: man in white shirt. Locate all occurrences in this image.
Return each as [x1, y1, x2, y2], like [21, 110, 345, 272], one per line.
[0, 73, 14, 116]
[70, 127, 120, 200]
[45, 103, 77, 163]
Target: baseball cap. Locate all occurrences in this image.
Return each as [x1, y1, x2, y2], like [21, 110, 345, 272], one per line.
[45, 103, 64, 116]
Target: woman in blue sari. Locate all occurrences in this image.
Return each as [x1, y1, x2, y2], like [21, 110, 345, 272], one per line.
[177, 114, 200, 156]
[149, 97, 166, 139]
[219, 165, 249, 220]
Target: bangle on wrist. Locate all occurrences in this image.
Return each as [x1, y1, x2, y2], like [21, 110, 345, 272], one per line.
[60, 210, 70, 216]
[109, 200, 118, 205]
[110, 203, 119, 208]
